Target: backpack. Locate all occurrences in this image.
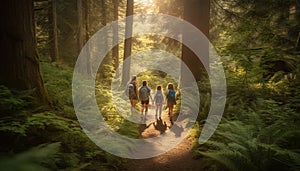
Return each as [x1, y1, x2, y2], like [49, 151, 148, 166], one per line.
[155, 91, 164, 104]
[139, 86, 149, 101]
[168, 89, 176, 100]
[126, 83, 136, 99]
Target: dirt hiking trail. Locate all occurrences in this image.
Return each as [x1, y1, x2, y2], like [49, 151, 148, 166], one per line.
[120, 107, 204, 171]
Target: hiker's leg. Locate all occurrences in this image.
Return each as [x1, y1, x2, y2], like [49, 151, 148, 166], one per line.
[169, 106, 173, 124]
[145, 99, 149, 115]
[170, 106, 173, 116]
[158, 104, 162, 116]
[141, 101, 145, 114]
[167, 101, 171, 115]
[130, 100, 132, 111]
[130, 100, 135, 111]
[142, 104, 145, 114]
[145, 104, 148, 114]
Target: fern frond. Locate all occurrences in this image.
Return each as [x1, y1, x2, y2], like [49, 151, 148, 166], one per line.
[198, 150, 257, 171]
[0, 142, 61, 171]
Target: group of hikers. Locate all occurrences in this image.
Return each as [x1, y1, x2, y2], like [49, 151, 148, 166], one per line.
[126, 75, 177, 119]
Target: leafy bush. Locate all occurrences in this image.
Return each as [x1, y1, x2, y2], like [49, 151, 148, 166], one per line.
[197, 99, 300, 171]
[0, 62, 125, 170]
[40, 62, 74, 118]
[0, 85, 32, 115]
[0, 142, 61, 171]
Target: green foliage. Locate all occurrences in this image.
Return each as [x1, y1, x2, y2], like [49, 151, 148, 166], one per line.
[23, 1, 300, 171]
[0, 85, 33, 115]
[0, 109, 122, 169]
[117, 120, 140, 139]
[0, 62, 126, 170]
[40, 62, 75, 118]
[196, 21, 300, 169]
[95, 82, 140, 139]
[34, 1, 50, 60]
[197, 94, 300, 171]
[137, 69, 178, 90]
[0, 119, 27, 137]
[0, 142, 61, 171]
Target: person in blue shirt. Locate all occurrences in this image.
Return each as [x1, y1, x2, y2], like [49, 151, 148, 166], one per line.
[139, 80, 152, 116]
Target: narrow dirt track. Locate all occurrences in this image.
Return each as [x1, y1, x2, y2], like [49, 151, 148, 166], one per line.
[120, 107, 204, 171]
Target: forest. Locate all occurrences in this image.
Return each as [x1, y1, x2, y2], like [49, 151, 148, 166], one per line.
[0, 0, 300, 170]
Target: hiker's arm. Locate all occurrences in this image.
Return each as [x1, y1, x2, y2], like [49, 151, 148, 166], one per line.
[148, 90, 153, 102]
[137, 88, 141, 100]
[150, 94, 153, 101]
[137, 92, 140, 100]
[150, 94, 154, 104]
[165, 91, 168, 102]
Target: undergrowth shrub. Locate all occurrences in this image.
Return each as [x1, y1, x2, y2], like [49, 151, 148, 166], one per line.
[0, 62, 125, 170]
[197, 98, 300, 171]
[0, 110, 122, 170]
[0, 85, 33, 115]
[195, 58, 300, 170]
[0, 142, 61, 171]
[40, 62, 75, 119]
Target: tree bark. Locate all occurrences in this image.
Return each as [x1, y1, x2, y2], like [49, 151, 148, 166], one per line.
[113, 0, 120, 72]
[48, 0, 59, 62]
[181, 0, 210, 82]
[122, 0, 134, 86]
[84, 0, 92, 75]
[0, 0, 49, 105]
[77, 0, 83, 54]
[84, 0, 90, 43]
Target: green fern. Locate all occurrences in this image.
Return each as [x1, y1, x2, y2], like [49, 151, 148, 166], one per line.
[0, 142, 61, 171]
[0, 85, 32, 115]
[197, 99, 300, 171]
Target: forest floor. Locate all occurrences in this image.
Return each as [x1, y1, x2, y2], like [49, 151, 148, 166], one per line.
[120, 106, 204, 171]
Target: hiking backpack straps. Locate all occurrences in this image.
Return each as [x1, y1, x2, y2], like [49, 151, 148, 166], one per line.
[155, 91, 163, 104]
[168, 89, 175, 99]
[126, 82, 136, 99]
[139, 86, 149, 101]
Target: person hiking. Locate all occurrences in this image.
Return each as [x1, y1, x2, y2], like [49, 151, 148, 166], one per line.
[166, 83, 176, 118]
[153, 85, 164, 118]
[139, 80, 152, 116]
[127, 75, 138, 112]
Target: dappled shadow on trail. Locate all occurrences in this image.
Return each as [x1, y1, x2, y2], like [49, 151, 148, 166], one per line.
[120, 108, 203, 171]
[138, 122, 152, 135]
[153, 117, 168, 134]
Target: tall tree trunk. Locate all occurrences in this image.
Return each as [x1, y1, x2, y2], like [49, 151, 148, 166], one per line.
[48, 0, 59, 62]
[181, 0, 210, 82]
[84, 0, 90, 43]
[84, 0, 92, 75]
[113, 0, 120, 72]
[0, 0, 49, 105]
[122, 0, 134, 86]
[101, 0, 107, 40]
[77, 0, 83, 54]
[100, 0, 109, 78]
